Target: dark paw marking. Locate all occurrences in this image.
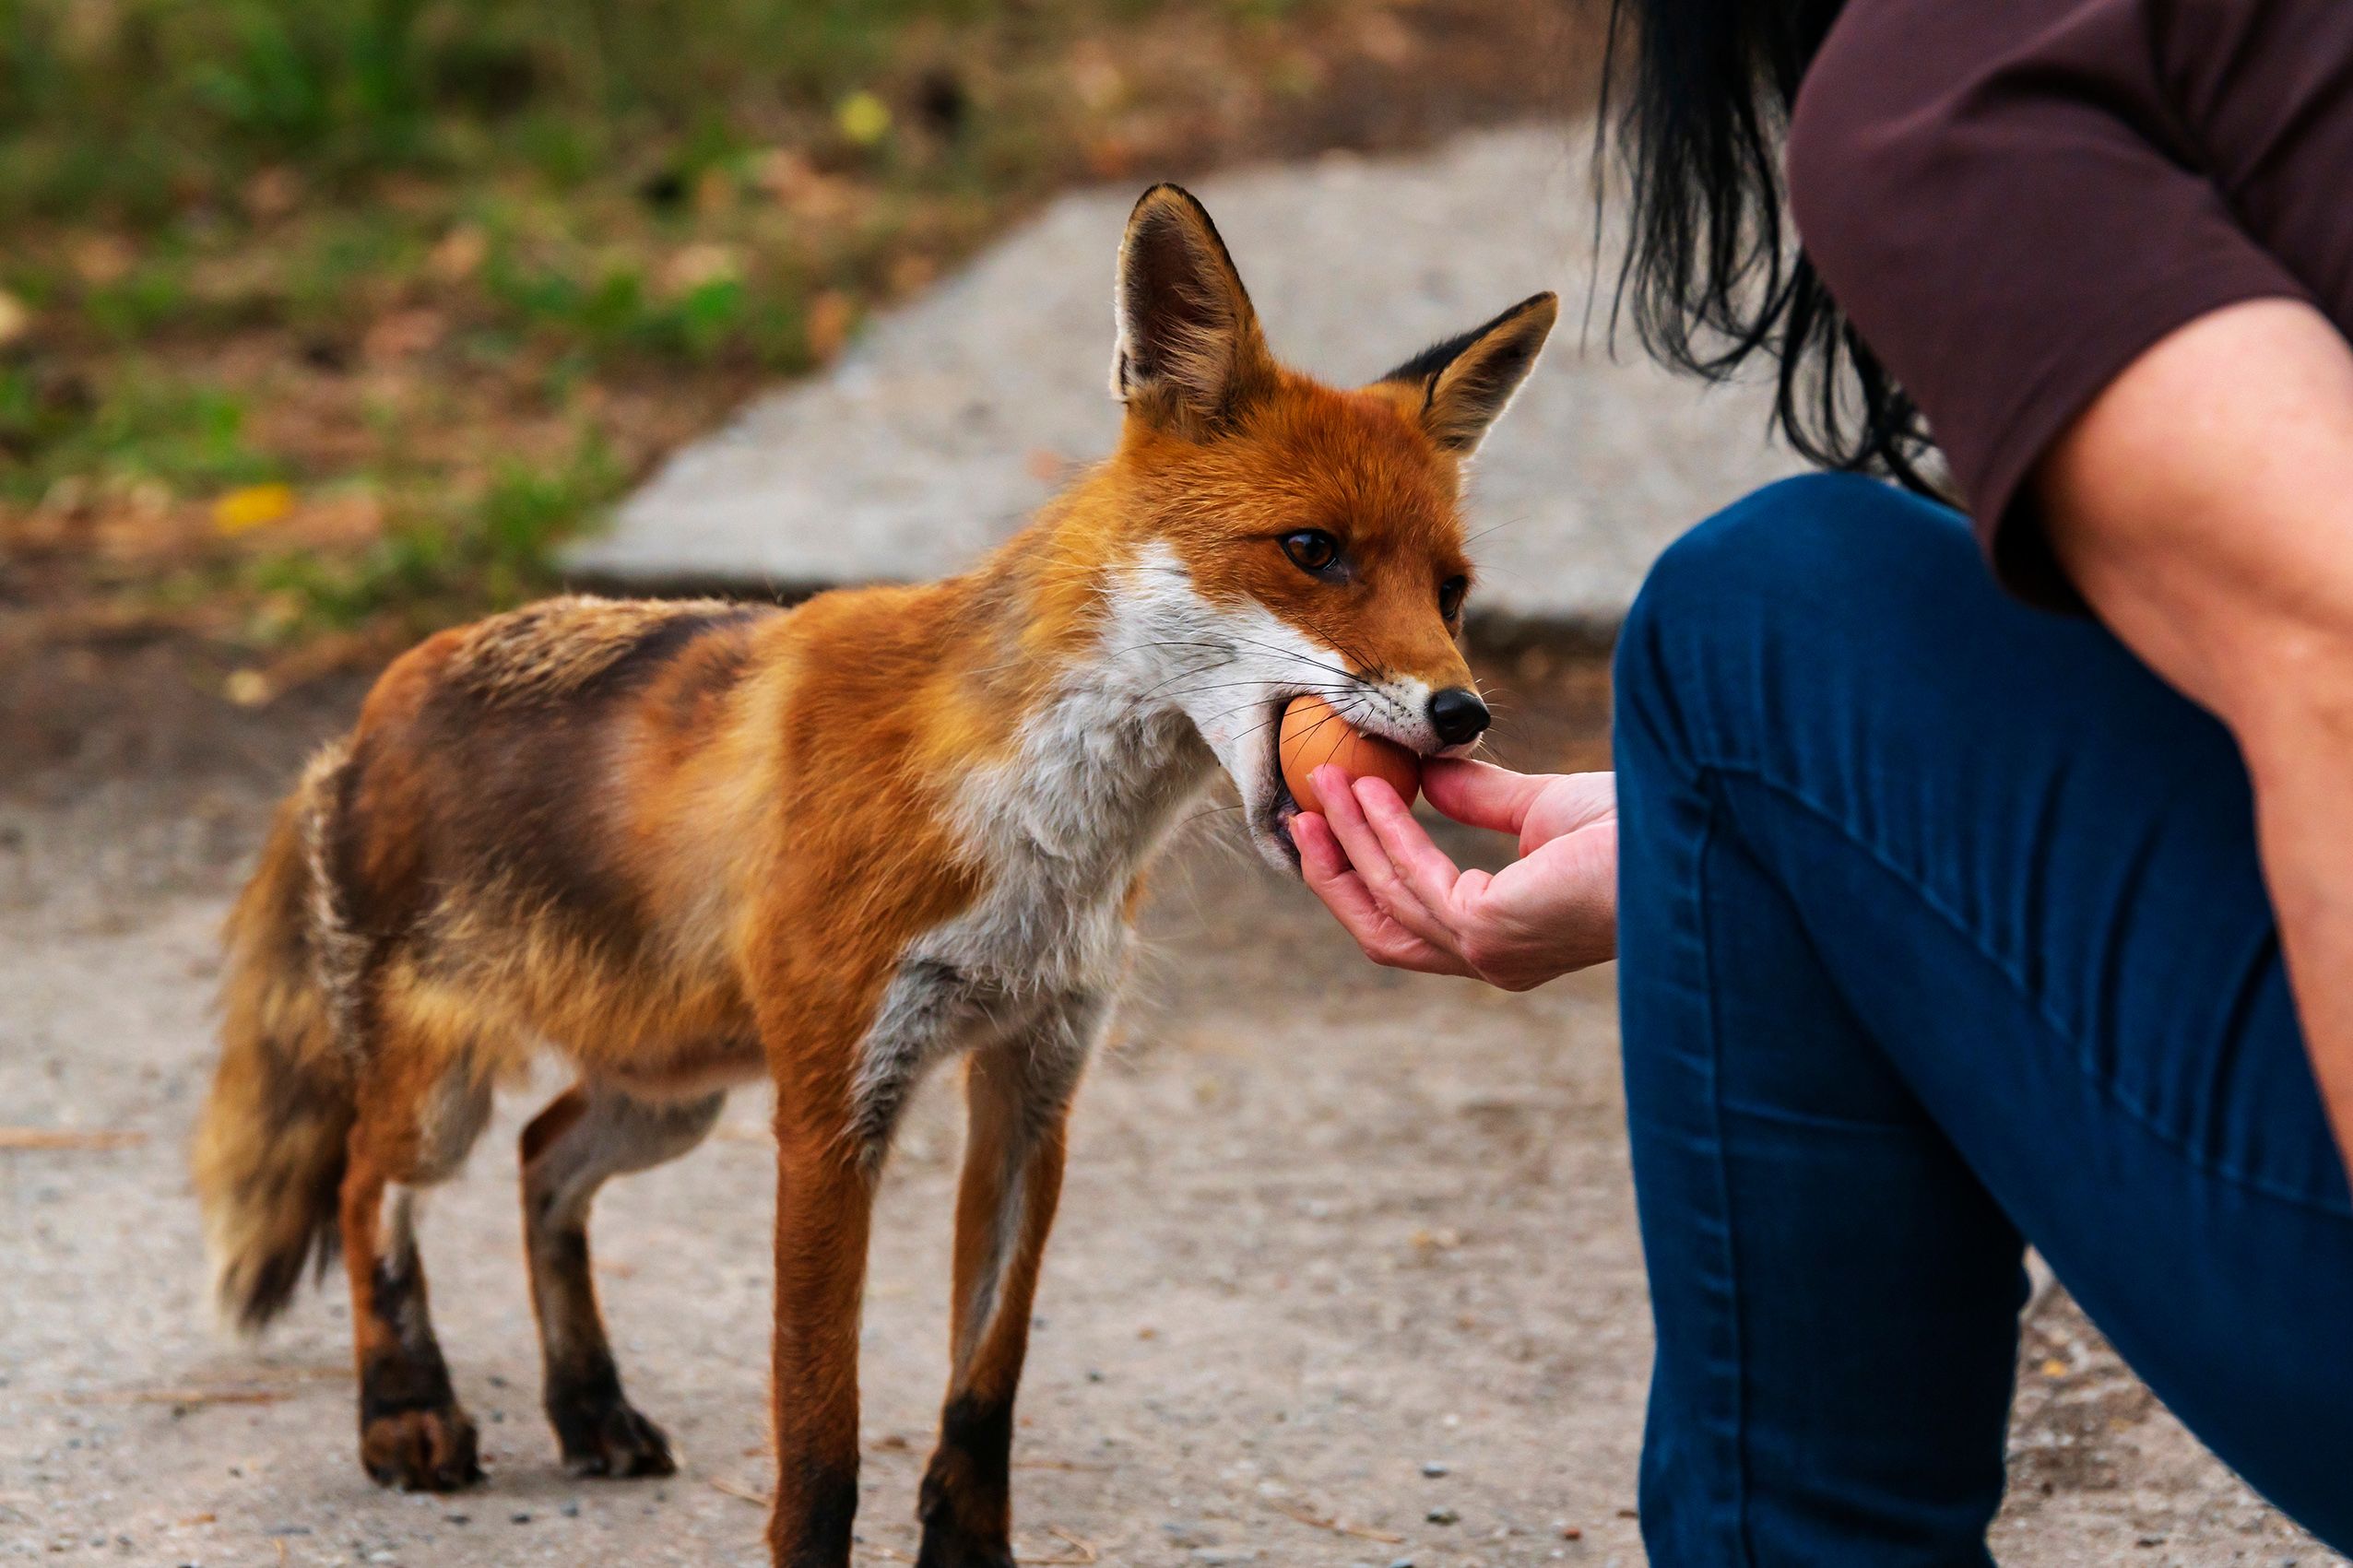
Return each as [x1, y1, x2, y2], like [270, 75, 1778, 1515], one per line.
[916, 1397, 1014, 1568]
[557, 1398, 677, 1479]
[915, 1535, 1016, 1568]
[361, 1406, 484, 1492]
[916, 1529, 1017, 1568]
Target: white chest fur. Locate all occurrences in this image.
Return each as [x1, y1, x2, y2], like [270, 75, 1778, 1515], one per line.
[844, 612, 1221, 1149]
[841, 541, 1345, 1153]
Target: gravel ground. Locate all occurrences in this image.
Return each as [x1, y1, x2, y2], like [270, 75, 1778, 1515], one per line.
[0, 645, 2337, 1568]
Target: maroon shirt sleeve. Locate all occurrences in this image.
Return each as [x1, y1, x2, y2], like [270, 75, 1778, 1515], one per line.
[1785, 0, 2315, 608]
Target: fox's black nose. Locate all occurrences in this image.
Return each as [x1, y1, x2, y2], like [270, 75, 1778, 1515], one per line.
[1429, 687, 1491, 748]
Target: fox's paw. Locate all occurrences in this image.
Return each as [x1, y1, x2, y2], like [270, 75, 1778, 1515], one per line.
[914, 1535, 1016, 1568]
[361, 1405, 484, 1492]
[553, 1395, 677, 1480]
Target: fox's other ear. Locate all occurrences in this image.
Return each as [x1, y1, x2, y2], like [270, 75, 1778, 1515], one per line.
[1112, 183, 1274, 438]
[1377, 291, 1558, 457]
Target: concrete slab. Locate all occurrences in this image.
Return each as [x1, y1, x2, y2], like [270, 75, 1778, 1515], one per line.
[567, 124, 1802, 627]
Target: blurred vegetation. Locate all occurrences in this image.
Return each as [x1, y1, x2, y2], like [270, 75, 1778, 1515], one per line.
[0, 0, 1573, 697]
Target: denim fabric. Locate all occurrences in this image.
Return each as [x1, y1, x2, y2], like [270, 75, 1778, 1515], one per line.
[1612, 474, 2353, 1563]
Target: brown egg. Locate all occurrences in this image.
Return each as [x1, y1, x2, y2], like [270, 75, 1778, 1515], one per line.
[1279, 693, 1423, 814]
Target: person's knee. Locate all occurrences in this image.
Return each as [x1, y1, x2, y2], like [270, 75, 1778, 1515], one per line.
[1615, 473, 1963, 763]
[1638, 472, 1932, 619]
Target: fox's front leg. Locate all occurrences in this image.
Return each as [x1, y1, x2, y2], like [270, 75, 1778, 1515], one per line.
[917, 994, 1101, 1568]
[765, 1087, 879, 1568]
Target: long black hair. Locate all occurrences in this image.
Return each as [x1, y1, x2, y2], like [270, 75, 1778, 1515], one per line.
[1600, 0, 1938, 491]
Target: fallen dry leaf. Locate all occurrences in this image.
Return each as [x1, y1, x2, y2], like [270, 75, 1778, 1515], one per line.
[71, 234, 133, 286]
[1272, 1501, 1406, 1545]
[805, 290, 856, 362]
[0, 1126, 147, 1151]
[361, 308, 448, 363]
[751, 147, 818, 201]
[1011, 1457, 1111, 1473]
[887, 253, 939, 296]
[708, 1476, 769, 1506]
[428, 225, 487, 283]
[663, 242, 742, 295]
[244, 166, 303, 220]
[57, 1385, 287, 1408]
[1034, 1526, 1101, 1564]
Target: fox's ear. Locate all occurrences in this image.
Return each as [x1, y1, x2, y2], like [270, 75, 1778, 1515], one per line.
[1376, 291, 1558, 457]
[1112, 184, 1274, 439]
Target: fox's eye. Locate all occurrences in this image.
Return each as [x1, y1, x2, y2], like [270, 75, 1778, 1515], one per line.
[1280, 529, 1343, 579]
[1439, 575, 1469, 621]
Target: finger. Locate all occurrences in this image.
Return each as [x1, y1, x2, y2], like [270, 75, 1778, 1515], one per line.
[1289, 809, 1349, 882]
[1295, 818, 1396, 943]
[1312, 767, 1413, 902]
[1292, 814, 1473, 976]
[1352, 775, 1472, 921]
[1560, 770, 1618, 827]
[1421, 758, 1553, 836]
[1311, 767, 1460, 950]
[1290, 816, 1384, 928]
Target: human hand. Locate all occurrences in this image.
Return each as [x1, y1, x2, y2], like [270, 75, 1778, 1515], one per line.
[1289, 760, 1617, 991]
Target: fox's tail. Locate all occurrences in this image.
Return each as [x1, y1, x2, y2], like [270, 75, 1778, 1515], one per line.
[193, 740, 359, 1334]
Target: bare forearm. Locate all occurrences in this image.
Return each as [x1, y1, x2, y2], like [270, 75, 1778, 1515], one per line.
[2044, 299, 2353, 1173]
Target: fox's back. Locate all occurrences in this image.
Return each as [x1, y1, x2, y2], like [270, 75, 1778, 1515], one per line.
[316, 596, 774, 1071]
[309, 582, 1037, 1073]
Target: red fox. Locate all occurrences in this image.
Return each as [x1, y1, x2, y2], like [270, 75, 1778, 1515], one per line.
[193, 183, 1555, 1568]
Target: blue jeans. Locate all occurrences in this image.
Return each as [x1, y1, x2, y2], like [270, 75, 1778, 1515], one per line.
[1613, 475, 2353, 1563]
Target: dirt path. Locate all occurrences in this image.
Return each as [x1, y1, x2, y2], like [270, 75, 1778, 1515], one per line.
[0, 651, 2334, 1567]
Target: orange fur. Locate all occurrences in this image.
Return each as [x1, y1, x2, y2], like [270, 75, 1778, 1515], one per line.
[192, 182, 1556, 1568]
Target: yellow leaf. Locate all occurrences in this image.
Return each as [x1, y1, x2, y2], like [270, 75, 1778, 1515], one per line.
[0, 289, 29, 348]
[212, 483, 296, 535]
[835, 89, 892, 147]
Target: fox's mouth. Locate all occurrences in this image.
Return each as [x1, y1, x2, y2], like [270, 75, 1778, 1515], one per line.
[1245, 697, 1305, 874]
[1265, 771, 1303, 865]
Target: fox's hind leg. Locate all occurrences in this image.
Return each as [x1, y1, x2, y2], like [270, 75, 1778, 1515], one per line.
[340, 1052, 494, 1492]
[519, 1081, 726, 1478]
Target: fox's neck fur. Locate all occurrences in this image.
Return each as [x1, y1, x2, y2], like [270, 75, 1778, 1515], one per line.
[928, 474, 1224, 983]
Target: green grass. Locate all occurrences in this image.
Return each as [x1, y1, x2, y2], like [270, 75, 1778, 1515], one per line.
[0, 0, 996, 222]
[239, 430, 622, 634]
[0, 0, 1041, 634]
[0, 0, 1397, 657]
[0, 369, 279, 504]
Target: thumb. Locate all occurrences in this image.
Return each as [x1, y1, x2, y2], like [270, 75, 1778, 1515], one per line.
[1421, 759, 1553, 836]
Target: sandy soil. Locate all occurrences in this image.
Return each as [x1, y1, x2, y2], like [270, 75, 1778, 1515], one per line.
[0, 644, 2336, 1568]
